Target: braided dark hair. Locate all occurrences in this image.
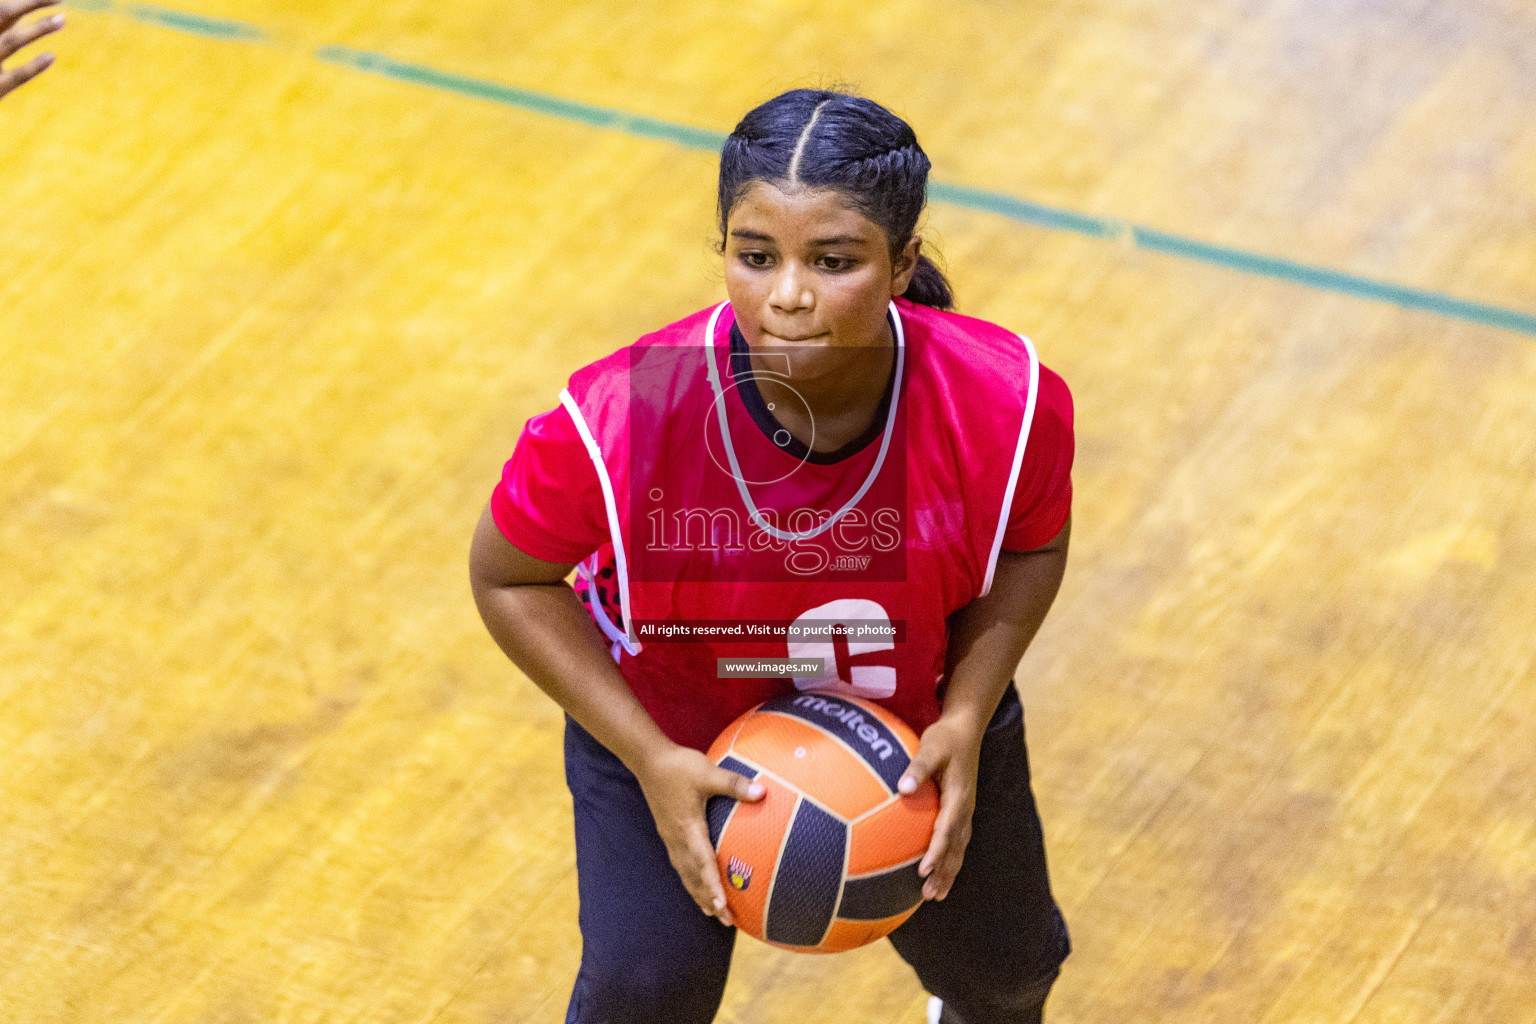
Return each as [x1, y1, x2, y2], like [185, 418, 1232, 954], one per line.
[717, 89, 954, 310]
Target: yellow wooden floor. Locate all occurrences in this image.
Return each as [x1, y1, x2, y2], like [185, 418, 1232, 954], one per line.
[3, 1, 1534, 1021]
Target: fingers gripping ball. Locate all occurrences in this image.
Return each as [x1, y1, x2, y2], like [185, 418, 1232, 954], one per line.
[705, 692, 939, 953]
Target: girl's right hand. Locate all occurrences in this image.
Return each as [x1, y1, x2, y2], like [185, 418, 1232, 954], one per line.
[633, 743, 764, 927]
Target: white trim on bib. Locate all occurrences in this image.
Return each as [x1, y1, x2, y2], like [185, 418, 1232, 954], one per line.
[979, 333, 1041, 598]
[559, 388, 642, 654]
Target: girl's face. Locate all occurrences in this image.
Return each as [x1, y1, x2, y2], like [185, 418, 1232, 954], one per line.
[723, 182, 919, 378]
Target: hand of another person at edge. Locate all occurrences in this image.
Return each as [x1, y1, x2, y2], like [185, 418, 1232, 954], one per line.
[899, 714, 985, 901]
[0, 0, 63, 100]
[633, 743, 765, 927]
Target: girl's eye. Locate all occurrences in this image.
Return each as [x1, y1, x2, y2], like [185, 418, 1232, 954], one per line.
[819, 256, 854, 272]
[740, 251, 772, 268]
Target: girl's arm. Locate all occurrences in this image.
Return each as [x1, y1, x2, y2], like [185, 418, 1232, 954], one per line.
[898, 517, 1071, 900]
[468, 501, 763, 925]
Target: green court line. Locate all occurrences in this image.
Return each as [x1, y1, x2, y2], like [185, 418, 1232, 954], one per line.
[125, 3, 264, 40]
[312, 46, 730, 152]
[1130, 228, 1536, 337]
[65, 0, 263, 39]
[928, 181, 1132, 240]
[67, 2, 1536, 338]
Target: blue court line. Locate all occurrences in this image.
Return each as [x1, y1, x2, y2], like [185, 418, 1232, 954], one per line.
[66, 2, 1536, 338]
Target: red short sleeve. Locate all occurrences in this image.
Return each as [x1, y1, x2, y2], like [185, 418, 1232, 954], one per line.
[1000, 366, 1074, 552]
[490, 403, 611, 564]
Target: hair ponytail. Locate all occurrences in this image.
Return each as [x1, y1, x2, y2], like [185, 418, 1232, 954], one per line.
[719, 89, 956, 310]
[902, 252, 953, 310]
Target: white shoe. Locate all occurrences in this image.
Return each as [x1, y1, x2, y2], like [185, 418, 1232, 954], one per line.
[927, 996, 942, 1024]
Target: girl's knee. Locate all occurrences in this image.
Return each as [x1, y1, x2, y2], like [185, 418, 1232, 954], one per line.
[567, 946, 730, 1024]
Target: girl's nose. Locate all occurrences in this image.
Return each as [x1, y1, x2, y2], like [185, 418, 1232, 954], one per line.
[770, 264, 814, 313]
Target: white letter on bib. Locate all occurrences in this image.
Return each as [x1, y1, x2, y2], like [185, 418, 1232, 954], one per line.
[789, 598, 897, 699]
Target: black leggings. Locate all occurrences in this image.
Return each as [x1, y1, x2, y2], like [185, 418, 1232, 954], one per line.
[562, 685, 1069, 1024]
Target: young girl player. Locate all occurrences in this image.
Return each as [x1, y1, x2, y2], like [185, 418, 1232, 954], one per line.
[470, 89, 1075, 1024]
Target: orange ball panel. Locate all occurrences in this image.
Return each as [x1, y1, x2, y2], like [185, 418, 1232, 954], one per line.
[715, 772, 797, 939]
[818, 908, 921, 953]
[847, 783, 938, 875]
[731, 712, 889, 821]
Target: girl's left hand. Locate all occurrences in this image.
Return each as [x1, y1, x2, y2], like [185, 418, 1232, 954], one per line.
[0, 1, 64, 101]
[898, 714, 985, 901]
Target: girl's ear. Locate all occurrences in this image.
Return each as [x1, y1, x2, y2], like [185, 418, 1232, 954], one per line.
[891, 236, 922, 296]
